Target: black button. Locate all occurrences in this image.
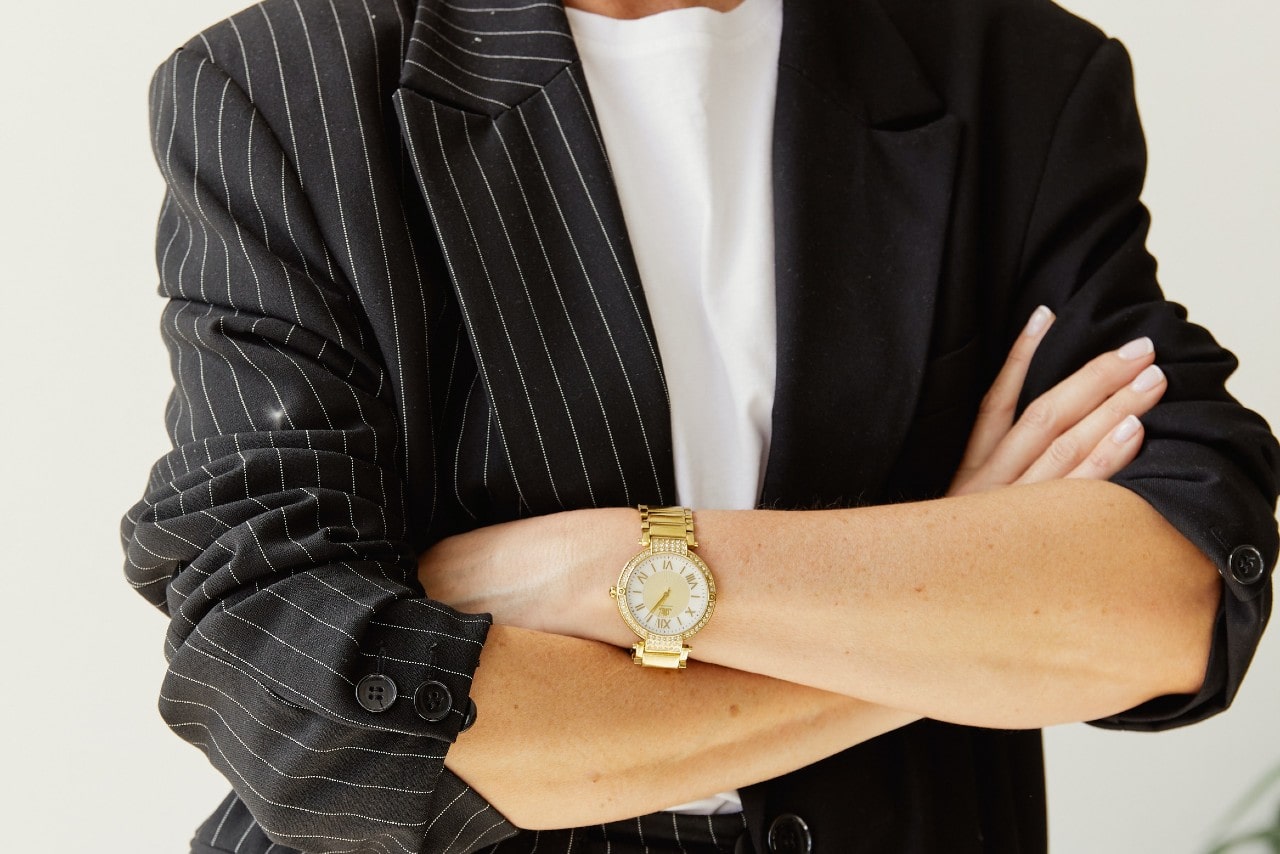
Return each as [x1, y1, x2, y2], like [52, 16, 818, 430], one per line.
[355, 673, 397, 713]
[414, 680, 453, 723]
[460, 697, 478, 733]
[767, 814, 812, 854]
[1229, 545, 1266, 584]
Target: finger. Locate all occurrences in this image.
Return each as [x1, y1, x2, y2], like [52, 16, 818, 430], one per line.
[1014, 361, 1166, 483]
[1065, 414, 1145, 480]
[954, 305, 1056, 477]
[979, 335, 1157, 485]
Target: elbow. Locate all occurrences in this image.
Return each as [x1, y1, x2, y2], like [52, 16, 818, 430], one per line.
[1071, 540, 1222, 726]
[1102, 480, 1226, 703]
[1164, 554, 1222, 698]
[1131, 544, 1223, 704]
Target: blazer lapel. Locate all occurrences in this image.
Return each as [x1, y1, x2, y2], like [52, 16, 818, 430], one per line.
[392, 0, 962, 518]
[760, 0, 963, 509]
[393, 0, 676, 515]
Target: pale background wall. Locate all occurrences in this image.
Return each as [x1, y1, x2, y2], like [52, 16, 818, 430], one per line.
[0, 0, 1274, 851]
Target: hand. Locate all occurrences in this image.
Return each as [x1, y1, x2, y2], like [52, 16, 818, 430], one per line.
[947, 305, 1166, 497]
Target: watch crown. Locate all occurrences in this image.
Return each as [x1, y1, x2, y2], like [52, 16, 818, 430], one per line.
[609, 586, 618, 599]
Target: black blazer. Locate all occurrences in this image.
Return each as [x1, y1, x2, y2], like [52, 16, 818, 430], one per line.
[122, 0, 1280, 851]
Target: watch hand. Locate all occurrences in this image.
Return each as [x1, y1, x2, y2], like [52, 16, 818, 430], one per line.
[650, 588, 671, 616]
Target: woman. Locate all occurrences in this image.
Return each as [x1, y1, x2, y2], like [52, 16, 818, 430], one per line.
[122, 0, 1279, 851]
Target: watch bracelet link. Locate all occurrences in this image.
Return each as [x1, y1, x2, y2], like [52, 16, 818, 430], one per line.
[639, 505, 697, 550]
[631, 642, 691, 669]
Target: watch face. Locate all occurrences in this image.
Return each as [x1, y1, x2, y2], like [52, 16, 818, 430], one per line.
[618, 550, 715, 639]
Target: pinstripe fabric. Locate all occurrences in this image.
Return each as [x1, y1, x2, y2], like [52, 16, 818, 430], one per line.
[121, 0, 1279, 852]
[121, 1, 694, 851]
[125, 2, 516, 852]
[395, 6, 678, 515]
[190, 790, 753, 853]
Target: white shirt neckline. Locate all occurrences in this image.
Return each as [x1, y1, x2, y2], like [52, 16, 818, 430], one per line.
[564, 0, 777, 52]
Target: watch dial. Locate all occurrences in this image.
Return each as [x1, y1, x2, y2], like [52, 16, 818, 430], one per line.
[624, 554, 711, 637]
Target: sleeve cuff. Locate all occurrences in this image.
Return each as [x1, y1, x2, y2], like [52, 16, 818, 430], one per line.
[349, 596, 493, 743]
[1085, 469, 1276, 731]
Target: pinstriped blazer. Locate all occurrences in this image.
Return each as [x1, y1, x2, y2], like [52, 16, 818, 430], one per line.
[121, 0, 1280, 852]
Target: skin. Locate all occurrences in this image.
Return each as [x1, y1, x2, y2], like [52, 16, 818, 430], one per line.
[564, 0, 746, 18]
[453, 626, 921, 829]
[420, 305, 1222, 828]
[542, 478, 1215, 728]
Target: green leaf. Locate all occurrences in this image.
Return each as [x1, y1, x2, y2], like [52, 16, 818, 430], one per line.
[1205, 761, 1280, 853]
[1206, 827, 1280, 854]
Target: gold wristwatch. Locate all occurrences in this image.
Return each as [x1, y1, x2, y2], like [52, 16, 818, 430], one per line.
[610, 505, 717, 669]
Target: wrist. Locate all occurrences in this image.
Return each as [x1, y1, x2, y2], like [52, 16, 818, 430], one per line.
[575, 507, 640, 648]
[615, 505, 727, 669]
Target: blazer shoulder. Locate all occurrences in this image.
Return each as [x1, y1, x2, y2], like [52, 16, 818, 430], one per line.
[878, 0, 1111, 48]
[877, 0, 1116, 99]
[154, 0, 413, 115]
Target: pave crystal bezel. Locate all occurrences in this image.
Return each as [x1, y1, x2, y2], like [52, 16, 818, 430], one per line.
[615, 542, 717, 643]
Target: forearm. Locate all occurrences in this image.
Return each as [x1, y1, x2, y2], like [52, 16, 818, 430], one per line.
[447, 624, 921, 830]
[577, 479, 1220, 729]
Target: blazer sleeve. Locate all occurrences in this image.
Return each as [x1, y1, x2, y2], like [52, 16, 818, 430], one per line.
[120, 46, 517, 853]
[1003, 36, 1279, 731]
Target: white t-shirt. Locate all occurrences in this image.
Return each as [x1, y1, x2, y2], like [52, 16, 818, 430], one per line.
[564, 0, 783, 816]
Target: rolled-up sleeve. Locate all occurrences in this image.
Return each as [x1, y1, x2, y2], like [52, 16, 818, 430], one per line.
[120, 46, 515, 852]
[1004, 37, 1279, 730]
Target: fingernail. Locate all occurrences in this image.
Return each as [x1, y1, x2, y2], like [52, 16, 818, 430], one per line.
[1130, 364, 1165, 392]
[1023, 305, 1054, 338]
[1111, 414, 1142, 444]
[1117, 336, 1154, 360]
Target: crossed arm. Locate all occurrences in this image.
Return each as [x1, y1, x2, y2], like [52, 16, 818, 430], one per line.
[130, 38, 1272, 852]
[421, 309, 1221, 829]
